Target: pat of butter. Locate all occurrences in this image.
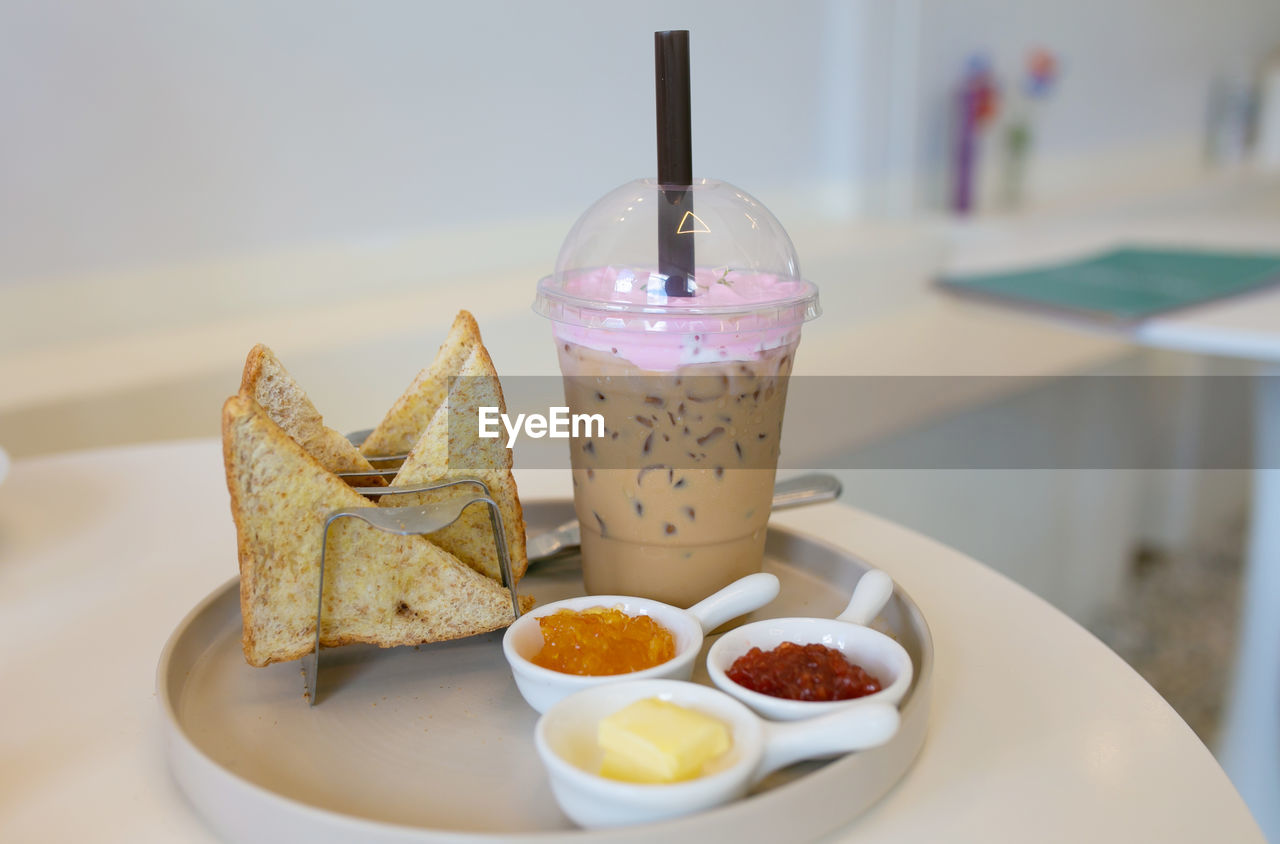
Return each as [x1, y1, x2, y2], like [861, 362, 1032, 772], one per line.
[597, 697, 731, 784]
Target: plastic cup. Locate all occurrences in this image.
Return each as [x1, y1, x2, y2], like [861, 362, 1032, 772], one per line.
[534, 178, 819, 607]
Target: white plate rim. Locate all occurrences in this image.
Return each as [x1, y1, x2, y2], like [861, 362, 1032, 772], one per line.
[156, 512, 933, 843]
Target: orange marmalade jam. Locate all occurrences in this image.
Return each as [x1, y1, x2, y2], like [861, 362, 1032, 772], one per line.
[531, 607, 676, 675]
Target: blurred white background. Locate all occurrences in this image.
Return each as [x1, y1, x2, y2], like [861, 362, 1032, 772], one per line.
[3, 0, 1279, 286]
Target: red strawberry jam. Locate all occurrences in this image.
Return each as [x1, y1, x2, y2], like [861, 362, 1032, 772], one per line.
[727, 641, 882, 701]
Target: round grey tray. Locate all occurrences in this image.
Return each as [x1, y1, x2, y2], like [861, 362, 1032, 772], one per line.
[157, 500, 933, 843]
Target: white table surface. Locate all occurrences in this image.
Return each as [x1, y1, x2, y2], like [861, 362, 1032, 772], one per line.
[1131, 286, 1280, 363]
[0, 439, 1261, 843]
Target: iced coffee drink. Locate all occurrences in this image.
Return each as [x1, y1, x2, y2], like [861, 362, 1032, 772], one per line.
[534, 179, 819, 607]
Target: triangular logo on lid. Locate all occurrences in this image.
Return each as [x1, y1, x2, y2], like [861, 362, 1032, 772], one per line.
[676, 211, 711, 234]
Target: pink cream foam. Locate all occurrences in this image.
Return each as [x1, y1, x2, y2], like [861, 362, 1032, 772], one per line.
[552, 267, 808, 371]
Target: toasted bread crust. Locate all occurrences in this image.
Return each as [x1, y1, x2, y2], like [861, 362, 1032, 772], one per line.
[386, 341, 529, 583]
[222, 394, 529, 667]
[360, 311, 481, 458]
[240, 344, 385, 485]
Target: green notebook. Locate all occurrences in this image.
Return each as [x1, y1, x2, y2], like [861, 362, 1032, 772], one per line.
[940, 246, 1280, 321]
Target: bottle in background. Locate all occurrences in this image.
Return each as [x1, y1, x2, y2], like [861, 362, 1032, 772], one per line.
[1252, 47, 1280, 171]
[952, 54, 1000, 215]
[1206, 64, 1258, 168]
[999, 48, 1058, 212]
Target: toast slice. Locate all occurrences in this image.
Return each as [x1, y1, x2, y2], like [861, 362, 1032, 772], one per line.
[385, 344, 529, 584]
[222, 394, 532, 668]
[359, 310, 481, 458]
[240, 344, 385, 485]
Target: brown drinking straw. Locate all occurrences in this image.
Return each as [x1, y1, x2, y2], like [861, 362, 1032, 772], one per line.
[655, 30, 695, 296]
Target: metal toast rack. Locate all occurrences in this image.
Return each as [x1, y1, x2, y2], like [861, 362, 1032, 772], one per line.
[301, 433, 522, 706]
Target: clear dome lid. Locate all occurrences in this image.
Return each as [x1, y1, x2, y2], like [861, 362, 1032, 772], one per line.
[534, 178, 820, 334]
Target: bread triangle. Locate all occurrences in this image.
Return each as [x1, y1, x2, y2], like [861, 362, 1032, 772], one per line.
[240, 344, 385, 485]
[385, 344, 529, 584]
[359, 310, 481, 458]
[222, 393, 532, 668]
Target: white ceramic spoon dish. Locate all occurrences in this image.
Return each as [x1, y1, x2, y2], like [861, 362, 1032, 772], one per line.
[535, 678, 901, 828]
[504, 572, 780, 713]
[706, 568, 913, 721]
